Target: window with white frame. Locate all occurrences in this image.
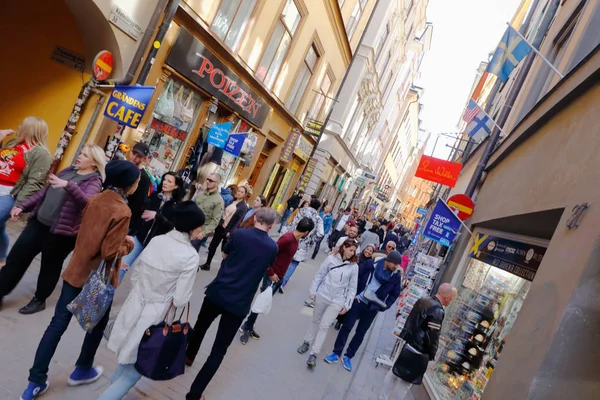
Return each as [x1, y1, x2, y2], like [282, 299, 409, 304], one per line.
[286, 44, 320, 114]
[375, 23, 390, 60]
[308, 72, 333, 120]
[211, 0, 257, 51]
[256, 0, 302, 89]
[346, 0, 368, 39]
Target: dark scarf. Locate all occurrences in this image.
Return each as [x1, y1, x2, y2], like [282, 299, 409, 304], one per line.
[374, 258, 394, 283]
[106, 186, 128, 202]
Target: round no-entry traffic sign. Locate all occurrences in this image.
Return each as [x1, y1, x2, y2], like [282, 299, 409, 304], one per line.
[92, 50, 114, 81]
[447, 194, 475, 221]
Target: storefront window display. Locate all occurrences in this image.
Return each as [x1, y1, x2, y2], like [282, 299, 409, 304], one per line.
[426, 232, 547, 400]
[141, 78, 204, 176]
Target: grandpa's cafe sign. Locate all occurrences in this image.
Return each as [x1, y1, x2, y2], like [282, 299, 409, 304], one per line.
[165, 28, 271, 128]
[103, 86, 155, 128]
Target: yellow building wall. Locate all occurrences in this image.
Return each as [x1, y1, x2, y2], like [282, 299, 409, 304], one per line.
[0, 0, 91, 152]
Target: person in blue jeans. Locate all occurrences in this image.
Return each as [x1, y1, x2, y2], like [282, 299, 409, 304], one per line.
[312, 205, 333, 259]
[324, 250, 403, 372]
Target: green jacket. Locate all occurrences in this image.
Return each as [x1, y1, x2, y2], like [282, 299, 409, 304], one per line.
[3, 139, 52, 203]
[194, 188, 224, 236]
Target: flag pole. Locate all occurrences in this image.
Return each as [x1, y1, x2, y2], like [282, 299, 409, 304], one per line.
[507, 23, 564, 79]
[461, 99, 510, 139]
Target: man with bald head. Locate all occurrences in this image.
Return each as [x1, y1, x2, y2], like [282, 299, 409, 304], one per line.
[379, 283, 457, 400]
[192, 173, 224, 252]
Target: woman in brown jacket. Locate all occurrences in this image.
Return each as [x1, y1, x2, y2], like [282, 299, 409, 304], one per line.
[19, 160, 141, 400]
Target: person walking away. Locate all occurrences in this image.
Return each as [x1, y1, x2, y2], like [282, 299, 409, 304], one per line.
[312, 205, 333, 259]
[0, 144, 105, 314]
[191, 173, 224, 252]
[325, 250, 403, 372]
[377, 222, 387, 243]
[384, 225, 399, 248]
[18, 159, 140, 400]
[125, 143, 151, 234]
[239, 217, 314, 344]
[99, 201, 206, 400]
[220, 184, 236, 208]
[359, 223, 381, 250]
[238, 195, 266, 229]
[398, 233, 411, 254]
[328, 207, 351, 250]
[378, 283, 457, 400]
[200, 185, 249, 271]
[297, 239, 359, 368]
[185, 208, 278, 400]
[0, 117, 51, 266]
[279, 198, 324, 292]
[119, 172, 185, 281]
[278, 189, 303, 233]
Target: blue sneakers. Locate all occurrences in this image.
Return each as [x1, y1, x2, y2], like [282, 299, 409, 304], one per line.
[67, 365, 104, 386]
[324, 352, 340, 364]
[20, 381, 49, 400]
[342, 356, 352, 371]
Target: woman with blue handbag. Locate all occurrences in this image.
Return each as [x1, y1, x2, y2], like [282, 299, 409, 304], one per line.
[99, 201, 205, 400]
[18, 160, 141, 400]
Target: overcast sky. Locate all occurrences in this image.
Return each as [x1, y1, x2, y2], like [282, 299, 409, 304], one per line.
[417, 0, 524, 159]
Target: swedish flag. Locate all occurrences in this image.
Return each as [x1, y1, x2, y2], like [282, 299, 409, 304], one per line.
[486, 26, 532, 83]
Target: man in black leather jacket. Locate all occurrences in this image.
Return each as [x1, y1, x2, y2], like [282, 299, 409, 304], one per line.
[379, 283, 457, 400]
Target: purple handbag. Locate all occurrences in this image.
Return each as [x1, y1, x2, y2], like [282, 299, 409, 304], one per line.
[134, 303, 192, 381]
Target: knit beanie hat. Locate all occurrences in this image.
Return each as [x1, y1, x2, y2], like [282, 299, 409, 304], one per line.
[173, 201, 206, 232]
[386, 250, 402, 265]
[105, 160, 140, 189]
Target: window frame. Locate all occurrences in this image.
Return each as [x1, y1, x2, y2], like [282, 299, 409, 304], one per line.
[346, 0, 369, 39]
[210, 0, 258, 52]
[286, 42, 321, 114]
[308, 69, 334, 120]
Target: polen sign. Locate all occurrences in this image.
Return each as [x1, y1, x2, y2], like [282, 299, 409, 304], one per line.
[415, 155, 462, 187]
[165, 28, 271, 128]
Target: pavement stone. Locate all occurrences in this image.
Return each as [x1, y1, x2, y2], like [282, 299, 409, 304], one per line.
[0, 220, 430, 400]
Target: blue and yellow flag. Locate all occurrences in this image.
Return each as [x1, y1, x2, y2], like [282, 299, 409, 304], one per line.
[486, 26, 532, 83]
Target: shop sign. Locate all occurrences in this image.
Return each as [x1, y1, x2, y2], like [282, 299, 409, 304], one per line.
[294, 135, 313, 161]
[447, 193, 475, 220]
[304, 119, 323, 137]
[281, 130, 300, 163]
[109, 5, 143, 41]
[298, 158, 318, 191]
[363, 171, 377, 181]
[354, 176, 366, 188]
[224, 132, 248, 157]
[51, 46, 85, 72]
[369, 202, 378, 211]
[149, 119, 186, 141]
[469, 233, 546, 281]
[417, 206, 428, 215]
[423, 200, 461, 247]
[206, 122, 232, 148]
[165, 28, 271, 128]
[104, 85, 155, 128]
[376, 193, 387, 202]
[415, 155, 462, 188]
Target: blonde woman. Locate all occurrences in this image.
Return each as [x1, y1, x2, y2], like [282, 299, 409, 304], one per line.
[0, 117, 51, 265]
[0, 144, 106, 315]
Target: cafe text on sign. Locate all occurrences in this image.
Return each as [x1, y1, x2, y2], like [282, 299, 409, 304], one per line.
[104, 86, 155, 128]
[414, 155, 462, 188]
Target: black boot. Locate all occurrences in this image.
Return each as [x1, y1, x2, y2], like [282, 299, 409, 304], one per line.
[19, 297, 46, 315]
[335, 321, 342, 331]
[200, 263, 211, 271]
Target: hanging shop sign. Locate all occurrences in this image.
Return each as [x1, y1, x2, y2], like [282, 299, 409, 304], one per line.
[363, 171, 377, 181]
[149, 119, 187, 141]
[103, 86, 155, 128]
[376, 193, 388, 202]
[165, 28, 271, 128]
[354, 176, 366, 188]
[415, 155, 462, 187]
[294, 135, 313, 161]
[224, 132, 248, 157]
[304, 119, 323, 137]
[92, 50, 114, 80]
[280, 130, 301, 163]
[469, 233, 546, 281]
[447, 193, 475, 221]
[206, 122, 232, 149]
[423, 200, 462, 247]
[298, 158, 318, 191]
[417, 206, 428, 215]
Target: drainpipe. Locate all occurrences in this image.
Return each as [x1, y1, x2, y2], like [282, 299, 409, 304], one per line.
[72, 89, 107, 163]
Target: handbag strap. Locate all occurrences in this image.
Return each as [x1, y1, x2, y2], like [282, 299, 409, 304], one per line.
[177, 302, 190, 323]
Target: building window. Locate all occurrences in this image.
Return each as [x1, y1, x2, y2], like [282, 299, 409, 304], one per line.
[256, 0, 302, 89]
[346, 0, 368, 39]
[378, 50, 392, 76]
[286, 44, 320, 114]
[211, 0, 257, 51]
[308, 72, 333, 120]
[375, 23, 390, 60]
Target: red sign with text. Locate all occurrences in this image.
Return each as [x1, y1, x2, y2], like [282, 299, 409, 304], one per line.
[415, 155, 462, 187]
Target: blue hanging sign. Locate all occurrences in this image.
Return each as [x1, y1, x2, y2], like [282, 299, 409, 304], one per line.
[206, 122, 232, 149]
[417, 206, 428, 215]
[224, 132, 248, 156]
[422, 200, 461, 247]
[104, 85, 155, 128]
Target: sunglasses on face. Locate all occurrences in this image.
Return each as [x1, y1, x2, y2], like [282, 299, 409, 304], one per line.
[206, 178, 217, 183]
[387, 245, 396, 249]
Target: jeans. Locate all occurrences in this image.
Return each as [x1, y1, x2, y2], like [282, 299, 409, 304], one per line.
[333, 299, 378, 358]
[278, 208, 292, 233]
[185, 297, 245, 399]
[191, 237, 207, 252]
[204, 225, 227, 267]
[97, 364, 142, 400]
[119, 235, 144, 282]
[243, 273, 283, 332]
[0, 194, 15, 261]
[312, 237, 324, 259]
[0, 218, 76, 301]
[304, 294, 343, 356]
[379, 368, 413, 400]
[28, 280, 112, 384]
[282, 260, 300, 287]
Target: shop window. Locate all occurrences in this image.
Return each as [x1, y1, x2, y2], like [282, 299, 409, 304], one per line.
[211, 0, 257, 51]
[308, 71, 333, 120]
[141, 77, 204, 177]
[256, 0, 302, 89]
[286, 43, 320, 114]
[346, 0, 368, 39]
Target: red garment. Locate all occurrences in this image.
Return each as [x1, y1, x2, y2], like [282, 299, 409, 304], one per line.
[0, 143, 30, 186]
[267, 232, 299, 278]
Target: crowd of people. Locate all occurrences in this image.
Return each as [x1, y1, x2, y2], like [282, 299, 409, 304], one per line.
[0, 117, 456, 400]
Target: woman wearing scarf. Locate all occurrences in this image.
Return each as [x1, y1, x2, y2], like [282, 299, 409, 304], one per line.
[324, 250, 403, 372]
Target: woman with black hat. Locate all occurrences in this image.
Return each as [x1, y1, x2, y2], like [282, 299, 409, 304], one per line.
[99, 201, 205, 400]
[18, 159, 141, 400]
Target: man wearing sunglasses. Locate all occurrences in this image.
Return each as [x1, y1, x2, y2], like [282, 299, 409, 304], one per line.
[192, 173, 224, 251]
[372, 241, 397, 262]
